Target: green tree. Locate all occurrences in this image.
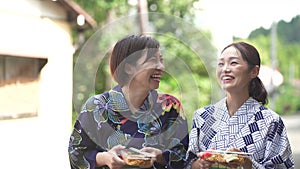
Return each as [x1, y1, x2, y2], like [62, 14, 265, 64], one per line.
[235, 15, 300, 115]
[71, 0, 217, 129]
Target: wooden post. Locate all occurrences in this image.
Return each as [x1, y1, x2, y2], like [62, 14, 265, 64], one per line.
[138, 0, 149, 34]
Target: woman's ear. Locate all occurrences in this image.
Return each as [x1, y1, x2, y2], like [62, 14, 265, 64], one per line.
[124, 63, 134, 75]
[250, 65, 260, 78]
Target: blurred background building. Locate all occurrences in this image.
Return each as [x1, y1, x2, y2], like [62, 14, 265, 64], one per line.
[0, 0, 95, 168]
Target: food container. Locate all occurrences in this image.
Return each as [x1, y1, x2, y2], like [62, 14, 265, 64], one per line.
[120, 148, 153, 168]
[200, 150, 252, 165]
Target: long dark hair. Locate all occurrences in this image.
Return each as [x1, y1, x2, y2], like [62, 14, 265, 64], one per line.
[221, 42, 268, 105]
[109, 34, 160, 86]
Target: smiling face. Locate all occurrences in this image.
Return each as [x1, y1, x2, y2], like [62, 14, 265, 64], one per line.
[126, 48, 165, 91]
[216, 46, 257, 94]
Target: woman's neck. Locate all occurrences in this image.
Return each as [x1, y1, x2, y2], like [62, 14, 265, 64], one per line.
[121, 85, 149, 113]
[226, 91, 249, 116]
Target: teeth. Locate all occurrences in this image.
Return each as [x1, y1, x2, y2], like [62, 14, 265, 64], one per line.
[151, 74, 161, 78]
[222, 76, 233, 80]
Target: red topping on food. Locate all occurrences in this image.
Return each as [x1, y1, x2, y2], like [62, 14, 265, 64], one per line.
[201, 152, 212, 159]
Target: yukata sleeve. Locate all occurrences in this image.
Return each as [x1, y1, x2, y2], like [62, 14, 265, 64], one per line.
[156, 94, 190, 169]
[159, 110, 189, 169]
[252, 117, 294, 169]
[185, 109, 204, 169]
[68, 121, 104, 169]
[68, 96, 108, 169]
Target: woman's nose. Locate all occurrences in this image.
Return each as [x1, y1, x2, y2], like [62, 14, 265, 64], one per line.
[223, 64, 230, 72]
[156, 61, 165, 71]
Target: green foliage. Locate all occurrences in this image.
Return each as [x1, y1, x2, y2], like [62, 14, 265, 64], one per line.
[248, 27, 270, 39]
[277, 15, 300, 43]
[276, 82, 300, 115]
[71, 0, 217, 130]
[248, 15, 300, 44]
[155, 34, 214, 128]
[72, 0, 130, 24]
[235, 15, 300, 115]
[147, 0, 198, 20]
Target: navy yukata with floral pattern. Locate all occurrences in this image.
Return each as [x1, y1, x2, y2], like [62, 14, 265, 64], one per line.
[68, 86, 189, 169]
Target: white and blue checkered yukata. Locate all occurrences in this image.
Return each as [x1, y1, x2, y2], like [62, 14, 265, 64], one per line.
[186, 97, 294, 169]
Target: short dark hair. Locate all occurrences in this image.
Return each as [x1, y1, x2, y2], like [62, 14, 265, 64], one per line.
[109, 34, 160, 86]
[221, 42, 268, 105]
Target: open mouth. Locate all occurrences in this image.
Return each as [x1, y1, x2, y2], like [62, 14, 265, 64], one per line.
[151, 74, 162, 82]
[221, 75, 234, 82]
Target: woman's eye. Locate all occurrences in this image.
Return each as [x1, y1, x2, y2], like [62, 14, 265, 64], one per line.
[160, 57, 164, 63]
[217, 62, 224, 67]
[146, 58, 156, 63]
[231, 61, 238, 65]
[152, 58, 158, 63]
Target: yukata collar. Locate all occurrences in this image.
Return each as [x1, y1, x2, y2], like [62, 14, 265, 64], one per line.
[109, 86, 155, 118]
[216, 97, 259, 116]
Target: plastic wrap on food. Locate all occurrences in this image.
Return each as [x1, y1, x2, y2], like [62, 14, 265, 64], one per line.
[200, 150, 252, 164]
[120, 148, 153, 168]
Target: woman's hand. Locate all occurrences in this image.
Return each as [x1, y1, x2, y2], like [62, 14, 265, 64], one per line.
[140, 147, 164, 166]
[96, 145, 126, 169]
[241, 157, 252, 169]
[191, 148, 215, 169]
[191, 153, 214, 169]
